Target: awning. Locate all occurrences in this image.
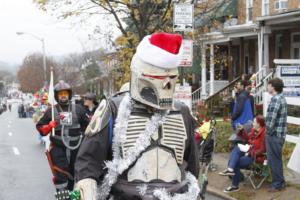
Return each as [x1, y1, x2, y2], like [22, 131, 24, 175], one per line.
[195, 0, 237, 28]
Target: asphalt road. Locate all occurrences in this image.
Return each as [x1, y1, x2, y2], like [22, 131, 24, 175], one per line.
[0, 104, 223, 200]
[0, 105, 54, 200]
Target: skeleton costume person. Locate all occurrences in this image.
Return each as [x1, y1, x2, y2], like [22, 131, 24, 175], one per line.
[75, 33, 200, 200]
[36, 81, 89, 192]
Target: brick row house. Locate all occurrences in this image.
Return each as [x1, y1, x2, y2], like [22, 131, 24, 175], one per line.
[196, 0, 300, 98]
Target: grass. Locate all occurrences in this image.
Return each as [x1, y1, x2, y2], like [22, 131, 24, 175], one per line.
[229, 190, 255, 200]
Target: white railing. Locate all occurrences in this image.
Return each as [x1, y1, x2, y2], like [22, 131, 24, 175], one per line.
[255, 66, 267, 88]
[192, 86, 202, 113]
[254, 70, 274, 104]
[285, 97, 300, 143]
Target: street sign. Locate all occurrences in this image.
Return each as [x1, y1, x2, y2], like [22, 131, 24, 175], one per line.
[180, 39, 193, 67]
[173, 4, 194, 32]
[174, 84, 192, 110]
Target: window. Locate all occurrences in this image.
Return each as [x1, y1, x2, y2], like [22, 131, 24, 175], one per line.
[246, 0, 253, 23]
[262, 0, 269, 16]
[275, 0, 288, 10]
[291, 33, 300, 59]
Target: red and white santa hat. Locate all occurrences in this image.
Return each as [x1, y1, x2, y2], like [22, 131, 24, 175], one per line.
[135, 32, 183, 69]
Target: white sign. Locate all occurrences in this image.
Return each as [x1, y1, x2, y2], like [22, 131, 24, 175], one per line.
[280, 66, 300, 76]
[180, 40, 193, 67]
[277, 65, 300, 97]
[173, 4, 194, 32]
[174, 84, 192, 110]
[288, 138, 300, 174]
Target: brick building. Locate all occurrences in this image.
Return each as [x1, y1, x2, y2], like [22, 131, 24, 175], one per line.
[197, 0, 300, 97]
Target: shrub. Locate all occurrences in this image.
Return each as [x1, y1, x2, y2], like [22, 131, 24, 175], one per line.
[215, 121, 232, 153]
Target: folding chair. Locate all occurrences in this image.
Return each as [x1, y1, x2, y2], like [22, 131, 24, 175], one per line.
[244, 154, 269, 189]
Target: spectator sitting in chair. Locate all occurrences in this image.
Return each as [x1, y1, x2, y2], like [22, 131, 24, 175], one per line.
[219, 115, 266, 193]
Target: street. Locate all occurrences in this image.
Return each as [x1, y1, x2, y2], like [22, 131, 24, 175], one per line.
[0, 104, 223, 200]
[0, 104, 54, 200]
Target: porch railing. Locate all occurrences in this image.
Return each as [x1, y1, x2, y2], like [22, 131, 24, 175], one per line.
[254, 69, 275, 104]
[203, 76, 241, 117]
[192, 86, 202, 113]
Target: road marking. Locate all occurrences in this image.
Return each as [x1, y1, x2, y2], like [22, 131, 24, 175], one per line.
[12, 147, 20, 156]
[8, 132, 12, 136]
[8, 124, 10, 128]
[8, 121, 12, 124]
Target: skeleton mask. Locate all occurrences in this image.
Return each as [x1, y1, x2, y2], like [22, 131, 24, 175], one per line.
[130, 55, 178, 110]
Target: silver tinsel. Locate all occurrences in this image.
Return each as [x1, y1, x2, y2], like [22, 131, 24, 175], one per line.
[97, 94, 165, 200]
[153, 172, 201, 200]
[136, 184, 148, 197]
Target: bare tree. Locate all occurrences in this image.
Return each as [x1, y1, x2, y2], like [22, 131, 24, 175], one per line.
[17, 53, 59, 93]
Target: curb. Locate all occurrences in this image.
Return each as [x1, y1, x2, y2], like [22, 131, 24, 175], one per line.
[207, 186, 237, 200]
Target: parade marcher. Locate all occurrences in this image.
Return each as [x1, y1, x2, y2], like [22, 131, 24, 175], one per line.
[83, 92, 98, 119]
[74, 33, 200, 200]
[8, 103, 12, 112]
[18, 103, 25, 118]
[36, 80, 89, 193]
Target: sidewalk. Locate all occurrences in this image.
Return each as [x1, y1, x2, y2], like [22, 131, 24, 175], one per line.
[207, 153, 300, 200]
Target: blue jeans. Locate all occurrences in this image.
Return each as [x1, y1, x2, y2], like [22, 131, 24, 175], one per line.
[266, 135, 285, 189]
[228, 146, 253, 187]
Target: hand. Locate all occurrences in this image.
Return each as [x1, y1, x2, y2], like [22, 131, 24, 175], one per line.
[75, 178, 97, 200]
[236, 123, 244, 131]
[49, 121, 57, 128]
[59, 114, 65, 120]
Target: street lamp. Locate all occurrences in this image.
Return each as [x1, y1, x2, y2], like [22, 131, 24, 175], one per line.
[16, 31, 47, 86]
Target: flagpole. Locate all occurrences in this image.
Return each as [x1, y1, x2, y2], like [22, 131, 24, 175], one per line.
[50, 67, 55, 136]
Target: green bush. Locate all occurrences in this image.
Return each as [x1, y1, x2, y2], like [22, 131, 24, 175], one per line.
[215, 121, 232, 153]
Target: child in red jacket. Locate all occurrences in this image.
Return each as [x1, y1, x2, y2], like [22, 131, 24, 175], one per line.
[219, 115, 266, 193]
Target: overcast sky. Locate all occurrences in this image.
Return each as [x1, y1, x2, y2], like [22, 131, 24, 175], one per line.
[0, 0, 111, 66]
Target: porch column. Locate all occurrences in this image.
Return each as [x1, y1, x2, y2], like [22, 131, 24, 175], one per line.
[210, 44, 214, 96]
[263, 34, 269, 72]
[201, 43, 207, 98]
[258, 27, 264, 71]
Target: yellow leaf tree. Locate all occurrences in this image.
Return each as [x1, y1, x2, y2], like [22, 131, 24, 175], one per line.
[34, 0, 175, 89]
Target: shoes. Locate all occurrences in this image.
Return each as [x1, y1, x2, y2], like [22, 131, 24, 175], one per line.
[219, 169, 235, 176]
[268, 186, 286, 193]
[223, 186, 240, 193]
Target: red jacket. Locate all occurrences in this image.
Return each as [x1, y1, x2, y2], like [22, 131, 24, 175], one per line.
[238, 127, 266, 164]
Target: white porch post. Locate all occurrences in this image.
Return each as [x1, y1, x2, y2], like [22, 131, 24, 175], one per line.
[210, 44, 214, 96]
[201, 43, 207, 98]
[263, 34, 269, 72]
[258, 27, 264, 71]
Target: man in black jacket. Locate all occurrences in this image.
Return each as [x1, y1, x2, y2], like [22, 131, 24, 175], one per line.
[83, 92, 98, 119]
[36, 80, 89, 192]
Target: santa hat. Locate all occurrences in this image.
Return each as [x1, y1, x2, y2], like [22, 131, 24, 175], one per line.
[136, 33, 182, 69]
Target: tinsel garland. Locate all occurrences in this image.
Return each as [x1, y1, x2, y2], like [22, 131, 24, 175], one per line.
[153, 172, 200, 200]
[97, 93, 165, 200]
[96, 93, 200, 200]
[137, 184, 148, 197]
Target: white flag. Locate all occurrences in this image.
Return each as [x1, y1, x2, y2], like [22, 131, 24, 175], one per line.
[48, 68, 56, 139]
[48, 69, 56, 105]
